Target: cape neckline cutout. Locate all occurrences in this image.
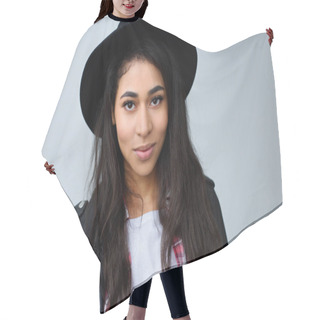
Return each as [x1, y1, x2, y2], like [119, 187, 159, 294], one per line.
[108, 12, 139, 22]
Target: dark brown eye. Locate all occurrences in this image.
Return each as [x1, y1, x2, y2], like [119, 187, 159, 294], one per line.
[123, 101, 136, 111]
[151, 95, 163, 107]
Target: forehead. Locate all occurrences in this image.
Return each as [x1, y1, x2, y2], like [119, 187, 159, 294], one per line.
[117, 59, 164, 88]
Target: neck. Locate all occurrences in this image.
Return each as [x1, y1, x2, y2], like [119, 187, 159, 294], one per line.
[112, 8, 135, 19]
[108, 11, 139, 22]
[124, 169, 158, 212]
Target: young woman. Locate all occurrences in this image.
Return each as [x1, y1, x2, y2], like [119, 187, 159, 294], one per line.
[77, 13, 229, 319]
[44, 1, 274, 319]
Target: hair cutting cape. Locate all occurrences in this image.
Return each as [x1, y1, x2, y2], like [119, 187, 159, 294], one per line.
[42, 14, 282, 314]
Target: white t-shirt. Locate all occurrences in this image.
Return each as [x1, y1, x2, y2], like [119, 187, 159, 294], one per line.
[125, 209, 178, 290]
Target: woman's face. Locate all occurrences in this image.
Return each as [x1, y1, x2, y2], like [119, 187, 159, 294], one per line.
[112, 0, 145, 18]
[113, 59, 168, 181]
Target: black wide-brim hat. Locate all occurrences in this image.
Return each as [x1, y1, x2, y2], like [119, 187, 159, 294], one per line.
[80, 19, 197, 136]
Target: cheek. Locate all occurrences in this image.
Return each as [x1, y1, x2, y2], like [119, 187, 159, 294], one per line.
[116, 121, 133, 152]
[114, 0, 121, 7]
[157, 108, 169, 137]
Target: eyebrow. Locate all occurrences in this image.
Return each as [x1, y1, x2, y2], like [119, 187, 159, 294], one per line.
[120, 85, 165, 99]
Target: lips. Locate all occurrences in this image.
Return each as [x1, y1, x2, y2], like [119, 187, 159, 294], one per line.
[123, 4, 134, 9]
[134, 143, 155, 152]
[134, 143, 155, 161]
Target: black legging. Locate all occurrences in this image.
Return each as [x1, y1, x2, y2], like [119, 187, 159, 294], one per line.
[129, 266, 189, 319]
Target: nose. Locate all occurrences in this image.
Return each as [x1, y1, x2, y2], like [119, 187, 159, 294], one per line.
[136, 104, 152, 137]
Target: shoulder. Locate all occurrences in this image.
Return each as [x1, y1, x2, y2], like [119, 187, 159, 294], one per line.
[74, 16, 117, 56]
[204, 175, 215, 189]
[81, 17, 108, 40]
[203, 175, 219, 210]
[74, 199, 89, 217]
[204, 175, 228, 243]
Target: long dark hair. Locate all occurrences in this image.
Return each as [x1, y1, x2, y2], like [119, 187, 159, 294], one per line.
[94, 0, 149, 24]
[88, 36, 223, 309]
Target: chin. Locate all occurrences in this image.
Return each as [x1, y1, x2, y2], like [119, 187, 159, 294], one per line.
[136, 168, 155, 178]
[133, 163, 156, 178]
